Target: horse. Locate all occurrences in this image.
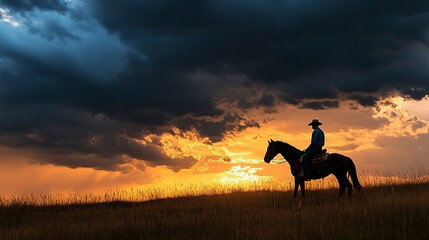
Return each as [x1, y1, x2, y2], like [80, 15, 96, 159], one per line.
[264, 139, 363, 198]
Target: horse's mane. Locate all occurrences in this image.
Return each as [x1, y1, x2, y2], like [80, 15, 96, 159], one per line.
[275, 141, 303, 156]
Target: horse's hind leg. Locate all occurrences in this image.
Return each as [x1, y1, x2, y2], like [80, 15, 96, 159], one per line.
[345, 178, 353, 198]
[335, 174, 347, 197]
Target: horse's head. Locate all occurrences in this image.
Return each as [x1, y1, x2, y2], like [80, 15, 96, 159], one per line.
[264, 139, 279, 163]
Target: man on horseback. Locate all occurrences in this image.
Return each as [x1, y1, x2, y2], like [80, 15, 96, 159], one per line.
[301, 119, 325, 180]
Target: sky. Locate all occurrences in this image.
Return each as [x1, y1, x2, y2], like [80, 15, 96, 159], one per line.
[0, 0, 428, 195]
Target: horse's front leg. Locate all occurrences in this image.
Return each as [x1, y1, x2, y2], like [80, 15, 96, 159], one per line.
[294, 179, 304, 210]
[299, 180, 305, 197]
[293, 177, 299, 198]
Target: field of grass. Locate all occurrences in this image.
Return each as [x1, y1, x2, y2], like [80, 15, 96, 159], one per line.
[1, 181, 429, 240]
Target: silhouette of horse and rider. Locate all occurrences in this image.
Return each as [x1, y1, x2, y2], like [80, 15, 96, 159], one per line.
[264, 119, 363, 198]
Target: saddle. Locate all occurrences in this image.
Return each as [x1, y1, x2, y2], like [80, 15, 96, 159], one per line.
[300, 149, 329, 164]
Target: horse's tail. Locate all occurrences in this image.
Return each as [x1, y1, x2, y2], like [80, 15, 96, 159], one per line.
[347, 157, 363, 191]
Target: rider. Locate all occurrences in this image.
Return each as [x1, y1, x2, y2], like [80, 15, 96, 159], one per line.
[301, 119, 325, 180]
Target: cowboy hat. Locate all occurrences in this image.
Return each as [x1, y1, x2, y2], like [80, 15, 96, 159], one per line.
[308, 119, 322, 126]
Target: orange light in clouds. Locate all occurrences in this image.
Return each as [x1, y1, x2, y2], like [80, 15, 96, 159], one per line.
[396, 95, 429, 121]
[138, 95, 429, 191]
[1, 96, 428, 197]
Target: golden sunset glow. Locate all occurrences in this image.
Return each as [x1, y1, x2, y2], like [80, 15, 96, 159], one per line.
[3, 2, 429, 239]
[216, 165, 273, 185]
[1, 1, 429, 205]
[1, 95, 427, 198]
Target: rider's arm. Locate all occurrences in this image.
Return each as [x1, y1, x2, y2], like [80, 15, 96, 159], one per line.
[308, 130, 319, 149]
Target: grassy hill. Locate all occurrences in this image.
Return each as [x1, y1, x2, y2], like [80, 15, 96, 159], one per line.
[1, 183, 429, 240]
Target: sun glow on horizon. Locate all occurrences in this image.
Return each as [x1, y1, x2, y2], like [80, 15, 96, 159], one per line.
[133, 94, 429, 194]
[216, 165, 273, 185]
[0, 95, 428, 196]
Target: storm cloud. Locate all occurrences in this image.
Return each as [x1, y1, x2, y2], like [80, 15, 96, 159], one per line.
[0, 0, 428, 171]
[1, 0, 69, 12]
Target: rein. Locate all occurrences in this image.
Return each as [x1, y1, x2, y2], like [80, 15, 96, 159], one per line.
[271, 158, 287, 164]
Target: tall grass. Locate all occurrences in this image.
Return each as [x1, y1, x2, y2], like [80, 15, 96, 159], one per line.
[0, 182, 428, 239]
[1, 172, 428, 206]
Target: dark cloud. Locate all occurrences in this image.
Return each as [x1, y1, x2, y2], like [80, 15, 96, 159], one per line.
[174, 112, 261, 142]
[0, 105, 197, 172]
[237, 93, 277, 110]
[0, 0, 69, 12]
[88, 0, 429, 101]
[24, 13, 79, 41]
[300, 100, 339, 110]
[0, 0, 429, 171]
[348, 94, 379, 107]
